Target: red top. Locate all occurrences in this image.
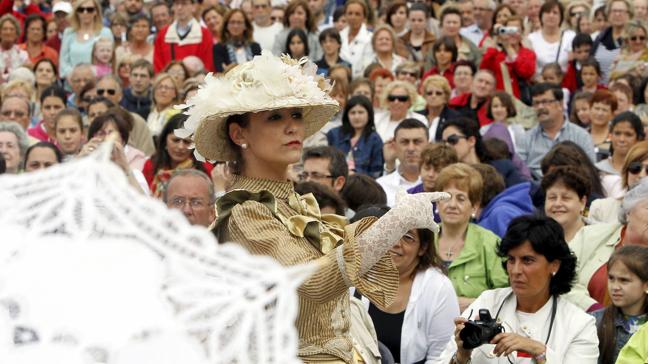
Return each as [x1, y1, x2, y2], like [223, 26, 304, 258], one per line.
[153, 23, 215, 73]
[142, 158, 214, 196]
[421, 63, 455, 88]
[562, 61, 578, 93]
[587, 226, 626, 307]
[479, 46, 536, 100]
[448, 92, 493, 127]
[19, 43, 58, 67]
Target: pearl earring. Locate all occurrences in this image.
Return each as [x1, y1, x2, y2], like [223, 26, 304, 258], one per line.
[241, 143, 248, 149]
[552, 271, 557, 276]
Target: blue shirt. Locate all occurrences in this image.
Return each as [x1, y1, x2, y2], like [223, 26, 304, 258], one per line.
[517, 120, 595, 180]
[326, 126, 384, 178]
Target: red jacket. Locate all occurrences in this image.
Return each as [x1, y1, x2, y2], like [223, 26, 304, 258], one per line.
[562, 60, 579, 93]
[421, 63, 455, 88]
[153, 19, 214, 73]
[448, 92, 493, 127]
[0, 0, 44, 26]
[480, 46, 536, 100]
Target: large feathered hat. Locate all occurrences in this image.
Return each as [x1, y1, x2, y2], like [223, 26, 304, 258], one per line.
[177, 52, 340, 162]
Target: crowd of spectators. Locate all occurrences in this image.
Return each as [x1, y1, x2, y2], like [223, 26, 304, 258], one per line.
[1, 0, 648, 362]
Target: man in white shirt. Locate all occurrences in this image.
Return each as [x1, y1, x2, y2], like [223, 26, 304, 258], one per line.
[252, 0, 283, 51]
[378, 119, 428, 207]
[460, 0, 495, 47]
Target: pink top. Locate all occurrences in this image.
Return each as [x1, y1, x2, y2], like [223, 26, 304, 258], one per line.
[94, 63, 112, 78]
[27, 121, 56, 144]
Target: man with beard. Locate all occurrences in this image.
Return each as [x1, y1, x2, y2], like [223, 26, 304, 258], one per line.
[517, 83, 595, 179]
[377, 119, 428, 207]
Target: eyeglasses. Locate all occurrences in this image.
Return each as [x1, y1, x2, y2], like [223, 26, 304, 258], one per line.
[169, 197, 208, 209]
[78, 6, 96, 13]
[97, 88, 116, 96]
[298, 171, 334, 181]
[387, 95, 409, 102]
[628, 161, 648, 175]
[630, 35, 646, 42]
[426, 90, 445, 96]
[443, 134, 466, 145]
[532, 99, 558, 107]
[1, 110, 26, 118]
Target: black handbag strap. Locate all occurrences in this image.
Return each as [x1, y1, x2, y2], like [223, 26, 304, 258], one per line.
[555, 31, 564, 63]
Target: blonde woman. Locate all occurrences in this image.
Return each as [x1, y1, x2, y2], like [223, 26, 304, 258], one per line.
[0, 14, 28, 84]
[59, 0, 112, 78]
[374, 80, 427, 142]
[418, 75, 460, 142]
[146, 73, 180, 136]
[610, 21, 648, 79]
[362, 25, 406, 75]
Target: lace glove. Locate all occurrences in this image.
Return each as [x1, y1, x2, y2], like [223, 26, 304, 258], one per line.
[357, 190, 450, 275]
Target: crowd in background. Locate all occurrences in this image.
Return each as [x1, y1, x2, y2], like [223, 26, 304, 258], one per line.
[0, 0, 648, 362]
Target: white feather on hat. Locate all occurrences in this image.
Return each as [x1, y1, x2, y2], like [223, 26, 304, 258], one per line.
[176, 51, 339, 162]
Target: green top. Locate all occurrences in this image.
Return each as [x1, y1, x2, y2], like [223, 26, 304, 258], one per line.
[436, 223, 509, 298]
[615, 322, 648, 364]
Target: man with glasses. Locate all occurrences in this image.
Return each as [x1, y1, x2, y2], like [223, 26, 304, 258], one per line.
[300, 146, 348, 194]
[163, 169, 216, 228]
[252, 0, 282, 52]
[378, 119, 428, 207]
[121, 59, 154, 120]
[460, 0, 494, 47]
[517, 83, 595, 180]
[1, 96, 31, 131]
[153, 0, 214, 73]
[96, 74, 155, 156]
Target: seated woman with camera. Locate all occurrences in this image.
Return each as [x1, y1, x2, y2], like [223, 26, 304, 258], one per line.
[439, 215, 599, 364]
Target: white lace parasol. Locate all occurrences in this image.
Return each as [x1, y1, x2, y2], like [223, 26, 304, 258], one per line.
[0, 143, 313, 364]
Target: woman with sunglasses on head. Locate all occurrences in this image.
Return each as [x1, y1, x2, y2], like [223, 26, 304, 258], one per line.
[440, 117, 528, 188]
[590, 141, 648, 224]
[179, 53, 449, 363]
[59, 0, 112, 79]
[374, 80, 427, 143]
[440, 215, 599, 364]
[567, 178, 648, 314]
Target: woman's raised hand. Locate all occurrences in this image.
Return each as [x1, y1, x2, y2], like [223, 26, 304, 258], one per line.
[392, 190, 450, 233]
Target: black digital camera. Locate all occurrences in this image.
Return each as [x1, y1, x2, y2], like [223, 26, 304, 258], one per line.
[459, 309, 504, 349]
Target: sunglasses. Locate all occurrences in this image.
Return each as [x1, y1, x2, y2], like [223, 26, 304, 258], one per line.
[628, 161, 648, 175]
[78, 6, 96, 13]
[97, 88, 116, 96]
[426, 90, 445, 96]
[630, 35, 646, 41]
[443, 134, 466, 145]
[387, 95, 409, 102]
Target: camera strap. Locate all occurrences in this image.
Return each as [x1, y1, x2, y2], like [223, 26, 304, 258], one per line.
[494, 292, 558, 345]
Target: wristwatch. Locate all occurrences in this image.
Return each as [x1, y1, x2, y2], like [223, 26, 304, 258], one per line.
[534, 351, 547, 363]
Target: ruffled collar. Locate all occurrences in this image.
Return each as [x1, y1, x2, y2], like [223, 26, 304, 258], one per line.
[229, 174, 294, 200]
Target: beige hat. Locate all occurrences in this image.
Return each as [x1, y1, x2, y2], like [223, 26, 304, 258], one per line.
[177, 52, 339, 162]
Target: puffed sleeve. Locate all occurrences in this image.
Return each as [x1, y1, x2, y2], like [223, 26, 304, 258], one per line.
[226, 200, 398, 308]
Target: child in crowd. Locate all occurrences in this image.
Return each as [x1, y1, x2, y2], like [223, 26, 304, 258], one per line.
[315, 28, 352, 77]
[570, 91, 593, 128]
[92, 37, 115, 78]
[541, 62, 571, 111]
[563, 33, 594, 93]
[580, 58, 606, 94]
[593, 246, 648, 364]
[54, 108, 85, 161]
[285, 29, 309, 60]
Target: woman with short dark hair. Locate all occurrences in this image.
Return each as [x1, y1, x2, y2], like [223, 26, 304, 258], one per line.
[441, 215, 599, 364]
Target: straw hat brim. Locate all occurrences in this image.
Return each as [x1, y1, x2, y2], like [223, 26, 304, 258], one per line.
[194, 101, 339, 162]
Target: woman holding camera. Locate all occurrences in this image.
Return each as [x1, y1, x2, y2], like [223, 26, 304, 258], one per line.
[479, 15, 536, 101]
[440, 215, 599, 364]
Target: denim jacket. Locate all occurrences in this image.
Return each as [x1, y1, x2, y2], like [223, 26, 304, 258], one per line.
[592, 308, 643, 364]
[326, 127, 384, 179]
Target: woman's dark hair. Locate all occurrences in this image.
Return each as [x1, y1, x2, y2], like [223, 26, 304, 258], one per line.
[440, 117, 490, 162]
[490, 4, 516, 34]
[569, 91, 593, 127]
[23, 141, 62, 169]
[409, 3, 430, 17]
[541, 165, 592, 199]
[33, 58, 58, 79]
[540, 141, 605, 198]
[54, 108, 83, 130]
[39, 85, 67, 105]
[221, 8, 254, 43]
[351, 204, 445, 274]
[341, 95, 375, 140]
[611, 111, 646, 139]
[88, 96, 115, 111]
[386, 1, 408, 28]
[295, 181, 346, 215]
[498, 215, 577, 295]
[598, 245, 648, 364]
[341, 174, 387, 212]
[639, 77, 648, 104]
[487, 91, 517, 120]
[153, 113, 205, 173]
[285, 28, 310, 58]
[539, 0, 565, 26]
[579, 57, 602, 77]
[318, 27, 341, 45]
[454, 59, 476, 76]
[432, 36, 458, 64]
[472, 163, 505, 208]
[23, 13, 47, 42]
[224, 112, 251, 173]
[87, 110, 130, 145]
[284, 0, 316, 32]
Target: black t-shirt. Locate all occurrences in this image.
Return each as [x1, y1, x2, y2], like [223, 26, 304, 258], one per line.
[368, 302, 405, 362]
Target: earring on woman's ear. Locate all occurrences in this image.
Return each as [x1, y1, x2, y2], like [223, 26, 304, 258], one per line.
[241, 143, 248, 149]
[552, 271, 557, 277]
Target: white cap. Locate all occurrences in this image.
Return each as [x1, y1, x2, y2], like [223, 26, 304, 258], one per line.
[52, 1, 72, 14]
